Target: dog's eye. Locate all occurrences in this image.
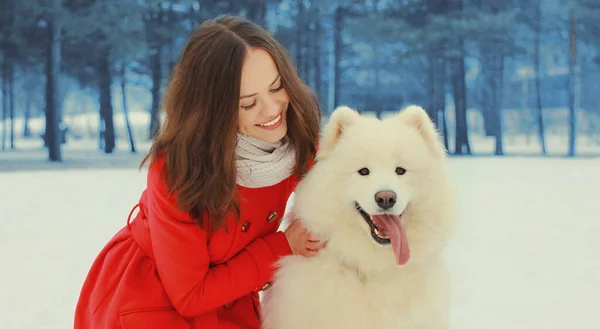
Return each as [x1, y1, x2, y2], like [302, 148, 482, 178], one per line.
[358, 168, 370, 176]
[395, 167, 406, 175]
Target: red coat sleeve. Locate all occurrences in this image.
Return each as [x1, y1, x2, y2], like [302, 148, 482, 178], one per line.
[144, 159, 292, 317]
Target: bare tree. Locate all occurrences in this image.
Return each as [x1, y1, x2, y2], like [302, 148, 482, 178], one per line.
[44, 0, 63, 161]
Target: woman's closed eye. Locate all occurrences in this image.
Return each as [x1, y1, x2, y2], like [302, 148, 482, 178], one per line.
[241, 100, 257, 110]
[270, 83, 284, 93]
[241, 85, 284, 110]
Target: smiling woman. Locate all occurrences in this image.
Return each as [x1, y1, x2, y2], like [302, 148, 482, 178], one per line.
[73, 15, 324, 329]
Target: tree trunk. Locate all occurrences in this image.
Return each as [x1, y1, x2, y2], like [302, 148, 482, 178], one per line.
[45, 0, 62, 161]
[149, 46, 162, 140]
[436, 59, 448, 151]
[98, 111, 105, 150]
[302, 23, 310, 81]
[567, 10, 577, 157]
[451, 54, 471, 155]
[492, 53, 504, 155]
[533, 0, 546, 155]
[427, 53, 444, 128]
[98, 50, 115, 154]
[145, 7, 165, 140]
[313, 16, 321, 98]
[332, 6, 342, 110]
[427, 53, 438, 125]
[121, 64, 136, 153]
[441, 103, 449, 152]
[477, 0, 500, 138]
[295, 0, 304, 79]
[167, 5, 176, 78]
[426, 0, 449, 150]
[480, 53, 496, 137]
[8, 63, 14, 149]
[1, 60, 7, 150]
[23, 92, 32, 138]
[481, 48, 504, 155]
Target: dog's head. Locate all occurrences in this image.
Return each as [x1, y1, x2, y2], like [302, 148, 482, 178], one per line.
[294, 105, 454, 270]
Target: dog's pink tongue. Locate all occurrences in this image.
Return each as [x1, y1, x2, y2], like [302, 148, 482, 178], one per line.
[380, 215, 410, 265]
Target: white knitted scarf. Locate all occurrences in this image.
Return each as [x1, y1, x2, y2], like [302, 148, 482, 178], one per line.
[235, 133, 296, 188]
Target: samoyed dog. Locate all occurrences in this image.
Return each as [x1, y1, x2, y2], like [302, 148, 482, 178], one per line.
[261, 105, 455, 329]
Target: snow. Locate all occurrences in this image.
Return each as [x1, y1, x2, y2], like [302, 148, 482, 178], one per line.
[1, 109, 600, 328]
[1, 156, 599, 329]
[0, 169, 147, 329]
[443, 157, 600, 329]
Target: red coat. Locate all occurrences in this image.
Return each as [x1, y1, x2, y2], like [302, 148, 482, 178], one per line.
[74, 154, 301, 329]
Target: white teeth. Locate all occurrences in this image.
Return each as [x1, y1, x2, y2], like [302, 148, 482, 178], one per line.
[374, 228, 386, 239]
[259, 114, 281, 127]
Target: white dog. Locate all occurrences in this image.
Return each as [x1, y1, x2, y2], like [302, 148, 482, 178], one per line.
[261, 105, 455, 329]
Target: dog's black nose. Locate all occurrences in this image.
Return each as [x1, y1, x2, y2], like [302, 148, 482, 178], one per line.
[375, 190, 396, 210]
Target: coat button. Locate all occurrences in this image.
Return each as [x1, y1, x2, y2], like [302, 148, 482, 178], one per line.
[223, 301, 234, 309]
[267, 211, 278, 223]
[241, 221, 251, 232]
[261, 282, 272, 291]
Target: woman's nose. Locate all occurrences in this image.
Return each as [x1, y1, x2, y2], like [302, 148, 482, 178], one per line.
[262, 95, 280, 117]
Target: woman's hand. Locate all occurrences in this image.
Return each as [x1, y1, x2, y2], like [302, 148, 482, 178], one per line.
[283, 219, 327, 257]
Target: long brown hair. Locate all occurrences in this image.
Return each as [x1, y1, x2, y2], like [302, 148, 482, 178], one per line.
[141, 15, 321, 231]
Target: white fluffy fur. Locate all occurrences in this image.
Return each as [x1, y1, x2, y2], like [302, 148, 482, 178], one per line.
[261, 105, 455, 329]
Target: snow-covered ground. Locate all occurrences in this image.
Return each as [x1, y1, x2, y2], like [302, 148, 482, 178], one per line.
[1, 156, 599, 329]
[443, 157, 600, 329]
[1, 110, 599, 328]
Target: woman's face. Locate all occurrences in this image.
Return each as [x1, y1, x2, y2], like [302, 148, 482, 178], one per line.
[238, 47, 290, 143]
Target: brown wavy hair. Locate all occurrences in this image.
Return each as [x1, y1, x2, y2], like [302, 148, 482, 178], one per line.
[141, 15, 321, 231]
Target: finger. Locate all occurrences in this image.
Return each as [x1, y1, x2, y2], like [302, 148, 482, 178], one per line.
[301, 249, 318, 257]
[308, 235, 321, 242]
[306, 233, 322, 242]
[306, 240, 327, 251]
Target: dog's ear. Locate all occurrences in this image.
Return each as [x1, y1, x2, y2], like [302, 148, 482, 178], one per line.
[396, 105, 447, 157]
[318, 105, 361, 160]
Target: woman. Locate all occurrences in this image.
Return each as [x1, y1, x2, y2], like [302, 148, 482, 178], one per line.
[74, 15, 324, 329]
